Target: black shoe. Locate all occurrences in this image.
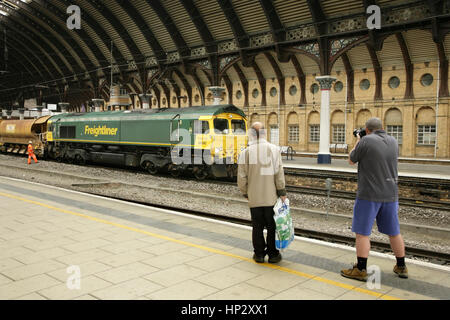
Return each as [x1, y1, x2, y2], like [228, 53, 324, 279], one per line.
[253, 253, 265, 263]
[268, 253, 282, 263]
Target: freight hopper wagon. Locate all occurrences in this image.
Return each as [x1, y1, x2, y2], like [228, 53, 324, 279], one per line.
[46, 105, 248, 179]
[0, 116, 51, 157]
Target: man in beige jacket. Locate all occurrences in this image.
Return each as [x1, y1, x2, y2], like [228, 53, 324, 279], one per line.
[238, 122, 287, 263]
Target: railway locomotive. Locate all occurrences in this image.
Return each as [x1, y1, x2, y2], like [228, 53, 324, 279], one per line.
[0, 105, 248, 180]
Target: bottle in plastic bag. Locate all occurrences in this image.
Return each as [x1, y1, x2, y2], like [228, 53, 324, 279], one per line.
[273, 197, 294, 250]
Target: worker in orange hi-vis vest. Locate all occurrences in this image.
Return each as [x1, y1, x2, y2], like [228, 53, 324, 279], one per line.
[27, 141, 38, 165]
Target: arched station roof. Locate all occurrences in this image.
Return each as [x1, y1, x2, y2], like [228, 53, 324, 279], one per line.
[0, 0, 449, 106]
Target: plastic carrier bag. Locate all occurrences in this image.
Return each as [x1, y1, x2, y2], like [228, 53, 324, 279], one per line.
[273, 197, 294, 250]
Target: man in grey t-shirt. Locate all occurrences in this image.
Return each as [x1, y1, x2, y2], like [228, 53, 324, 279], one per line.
[341, 118, 408, 281]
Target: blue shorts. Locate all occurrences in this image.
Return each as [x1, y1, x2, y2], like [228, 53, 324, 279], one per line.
[352, 199, 400, 236]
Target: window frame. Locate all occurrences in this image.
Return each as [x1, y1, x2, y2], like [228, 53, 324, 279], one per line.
[417, 125, 436, 145]
[288, 125, 299, 143]
[332, 124, 345, 144]
[387, 125, 403, 144]
[309, 124, 320, 143]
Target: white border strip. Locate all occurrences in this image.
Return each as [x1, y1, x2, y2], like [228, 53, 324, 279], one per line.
[1, 175, 449, 272]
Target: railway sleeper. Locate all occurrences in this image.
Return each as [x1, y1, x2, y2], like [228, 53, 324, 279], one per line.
[419, 188, 446, 198]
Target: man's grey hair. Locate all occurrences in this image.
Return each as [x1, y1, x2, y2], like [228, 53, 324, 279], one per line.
[365, 117, 382, 132]
[249, 122, 266, 140]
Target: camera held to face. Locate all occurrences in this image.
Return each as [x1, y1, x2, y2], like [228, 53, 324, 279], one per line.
[353, 128, 367, 138]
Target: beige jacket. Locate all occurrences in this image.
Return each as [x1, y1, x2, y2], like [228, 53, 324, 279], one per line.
[237, 139, 286, 208]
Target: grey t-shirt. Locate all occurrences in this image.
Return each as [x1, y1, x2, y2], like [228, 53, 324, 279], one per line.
[350, 130, 399, 202]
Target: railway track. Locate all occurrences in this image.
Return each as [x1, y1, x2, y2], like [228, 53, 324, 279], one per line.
[286, 185, 450, 212]
[84, 192, 450, 265]
[284, 167, 450, 190]
[1, 153, 449, 211]
[209, 179, 450, 212]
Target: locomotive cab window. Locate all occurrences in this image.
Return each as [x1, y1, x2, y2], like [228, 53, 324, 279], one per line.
[60, 126, 76, 139]
[231, 120, 246, 134]
[193, 120, 210, 134]
[213, 118, 229, 134]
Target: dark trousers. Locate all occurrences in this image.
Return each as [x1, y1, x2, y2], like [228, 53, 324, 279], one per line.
[250, 206, 279, 258]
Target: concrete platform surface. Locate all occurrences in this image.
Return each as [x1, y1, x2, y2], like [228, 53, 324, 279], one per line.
[0, 176, 449, 300]
[283, 157, 450, 180]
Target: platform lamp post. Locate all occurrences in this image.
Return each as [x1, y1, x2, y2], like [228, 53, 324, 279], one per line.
[92, 99, 104, 112]
[138, 93, 152, 109]
[208, 87, 225, 106]
[316, 76, 336, 164]
[58, 102, 69, 114]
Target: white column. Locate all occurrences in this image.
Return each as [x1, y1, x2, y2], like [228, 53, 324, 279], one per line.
[139, 93, 152, 109]
[92, 99, 104, 112]
[58, 102, 69, 114]
[208, 86, 225, 105]
[316, 76, 336, 164]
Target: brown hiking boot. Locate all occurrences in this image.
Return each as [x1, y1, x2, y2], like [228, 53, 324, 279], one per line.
[340, 264, 368, 281]
[393, 265, 408, 279]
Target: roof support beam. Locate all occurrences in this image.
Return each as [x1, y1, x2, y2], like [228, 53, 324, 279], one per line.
[366, 45, 383, 101]
[264, 52, 286, 106]
[173, 68, 193, 107]
[190, 72, 205, 106]
[0, 9, 72, 78]
[0, 21, 62, 79]
[151, 85, 161, 108]
[251, 60, 267, 106]
[217, 0, 253, 67]
[258, 0, 289, 63]
[426, 0, 446, 43]
[87, 0, 147, 85]
[0, 30, 50, 81]
[395, 33, 414, 99]
[113, 0, 167, 87]
[69, 0, 127, 79]
[221, 73, 233, 105]
[306, 0, 330, 75]
[35, 0, 107, 81]
[146, 0, 191, 69]
[12, 1, 93, 84]
[233, 63, 249, 108]
[436, 41, 449, 97]
[341, 53, 355, 104]
[363, 0, 384, 51]
[180, 0, 219, 86]
[290, 55, 307, 105]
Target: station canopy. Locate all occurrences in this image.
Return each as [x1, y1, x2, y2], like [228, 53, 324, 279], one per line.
[0, 0, 449, 106]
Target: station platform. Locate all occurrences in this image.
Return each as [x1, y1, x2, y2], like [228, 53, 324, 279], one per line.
[282, 156, 450, 180]
[0, 176, 448, 300]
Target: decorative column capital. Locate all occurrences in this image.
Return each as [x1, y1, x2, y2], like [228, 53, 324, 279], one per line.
[315, 76, 337, 90]
[92, 99, 105, 112]
[138, 93, 152, 109]
[208, 86, 225, 105]
[58, 102, 70, 113]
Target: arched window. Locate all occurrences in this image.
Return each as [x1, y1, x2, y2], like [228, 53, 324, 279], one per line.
[287, 112, 299, 143]
[308, 111, 320, 143]
[385, 108, 403, 144]
[416, 107, 436, 145]
[331, 110, 345, 143]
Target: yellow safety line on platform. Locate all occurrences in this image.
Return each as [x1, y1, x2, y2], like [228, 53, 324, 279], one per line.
[0, 190, 400, 300]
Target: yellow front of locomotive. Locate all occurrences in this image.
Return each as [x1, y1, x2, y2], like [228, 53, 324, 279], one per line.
[209, 113, 248, 164]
